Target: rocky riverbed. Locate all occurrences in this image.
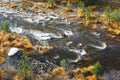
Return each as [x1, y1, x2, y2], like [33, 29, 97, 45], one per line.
[0, 1, 120, 80]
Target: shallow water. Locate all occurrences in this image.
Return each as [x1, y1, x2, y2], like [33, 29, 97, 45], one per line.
[0, 5, 120, 71]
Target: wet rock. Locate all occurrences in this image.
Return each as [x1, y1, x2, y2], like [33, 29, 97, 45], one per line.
[30, 58, 57, 74]
[5, 47, 57, 74]
[103, 70, 120, 80]
[63, 30, 73, 37]
[45, 47, 85, 64]
[5, 48, 22, 70]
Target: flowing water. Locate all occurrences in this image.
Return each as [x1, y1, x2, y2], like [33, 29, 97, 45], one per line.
[0, 4, 120, 73]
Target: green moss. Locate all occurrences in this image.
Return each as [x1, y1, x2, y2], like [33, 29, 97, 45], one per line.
[92, 61, 103, 75]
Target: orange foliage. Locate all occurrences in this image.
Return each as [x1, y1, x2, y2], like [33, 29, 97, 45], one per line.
[34, 75, 42, 80]
[75, 74, 85, 80]
[8, 3, 17, 8]
[86, 75, 97, 80]
[34, 45, 53, 55]
[0, 70, 7, 79]
[50, 67, 66, 77]
[77, 8, 84, 18]
[64, 7, 73, 12]
[12, 75, 24, 80]
[42, 66, 100, 80]
[0, 31, 53, 56]
[0, 45, 5, 64]
[104, 21, 120, 41]
[46, 4, 56, 9]
[0, 45, 4, 56]
[87, 66, 95, 72]
[0, 57, 5, 64]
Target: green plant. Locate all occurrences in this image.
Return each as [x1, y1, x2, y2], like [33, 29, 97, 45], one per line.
[92, 61, 103, 75]
[83, 7, 92, 20]
[0, 20, 9, 32]
[104, 7, 112, 22]
[66, 1, 71, 8]
[109, 11, 120, 22]
[105, 7, 120, 23]
[60, 59, 67, 67]
[78, 1, 92, 20]
[17, 54, 33, 80]
[78, 1, 85, 8]
[47, 0, 55, 5]
[64, 1, 73, 12]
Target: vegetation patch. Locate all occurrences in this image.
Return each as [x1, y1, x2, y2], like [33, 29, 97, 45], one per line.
[0, 20, 9, 32]
[17, 54, 33, 80]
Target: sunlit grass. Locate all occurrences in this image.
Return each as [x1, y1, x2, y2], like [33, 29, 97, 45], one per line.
[105, 7, 120, 23]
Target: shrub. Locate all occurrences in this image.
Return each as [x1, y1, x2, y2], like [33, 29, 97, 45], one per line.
[60, 59, 67, 67]
[64, 1, 73, 12]
[0, 20, 9, 32]
[105, 7, 120, 23]
[110, 10, 120, 23]
[47, 0, 54, 5]
[0, 70, 7, 80]
[47, 0, 56, 9]
[83, 7, 92, 20]
[66, 1, 71, 8]
[92, 61, 103, 75]
[78, 1, 92, 19]
[78, 1, 85, 8]
[104, 7, 112, 22]
[17, 54, 33, 80]
[77, 1, 92, 25]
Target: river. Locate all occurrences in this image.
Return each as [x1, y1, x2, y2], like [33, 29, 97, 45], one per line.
[0, 2, 120, 72]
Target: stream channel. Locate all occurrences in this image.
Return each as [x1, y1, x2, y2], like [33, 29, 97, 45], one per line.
[0, 4, 120, 74]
